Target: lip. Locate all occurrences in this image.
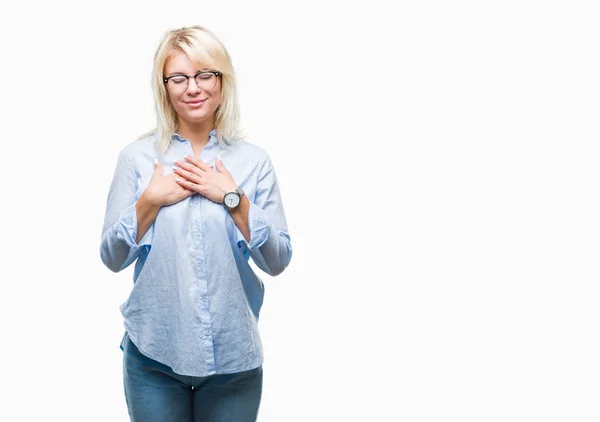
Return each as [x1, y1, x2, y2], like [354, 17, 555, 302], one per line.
[186, 99, 207, 106]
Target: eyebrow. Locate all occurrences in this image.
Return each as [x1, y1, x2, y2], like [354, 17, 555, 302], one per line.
[166, 69, 210, 77]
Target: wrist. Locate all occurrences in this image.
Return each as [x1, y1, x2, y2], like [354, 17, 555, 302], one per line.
[139, 190, 162, 209]
[222, 186, 245, 211]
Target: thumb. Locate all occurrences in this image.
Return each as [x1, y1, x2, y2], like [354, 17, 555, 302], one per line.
[215, 155, 225, 173]
[154, 158, 162, 175]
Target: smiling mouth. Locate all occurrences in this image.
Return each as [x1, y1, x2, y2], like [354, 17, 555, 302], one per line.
[186, 99, 207, 104]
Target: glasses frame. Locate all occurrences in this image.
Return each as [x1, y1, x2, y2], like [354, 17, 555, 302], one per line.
[163, 70, 222, 90]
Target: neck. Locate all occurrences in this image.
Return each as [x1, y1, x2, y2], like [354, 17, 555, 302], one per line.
[176, 119, 215, 147]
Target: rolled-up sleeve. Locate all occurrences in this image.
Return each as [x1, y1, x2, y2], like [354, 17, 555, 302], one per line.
[100, 149, 154, 273]
[235, 156, 292, 277]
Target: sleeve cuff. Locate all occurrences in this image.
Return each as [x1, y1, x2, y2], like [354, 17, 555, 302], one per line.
[117, 201, 153, 248]
[235, 201, 270, 251]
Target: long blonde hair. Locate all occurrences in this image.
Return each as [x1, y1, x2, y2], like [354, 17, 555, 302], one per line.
[139, 25, 245, 153]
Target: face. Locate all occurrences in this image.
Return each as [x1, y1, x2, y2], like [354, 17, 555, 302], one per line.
[163, 51, 222, 127]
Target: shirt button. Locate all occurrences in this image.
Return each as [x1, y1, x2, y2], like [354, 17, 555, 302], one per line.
[204, 330, 210, 336]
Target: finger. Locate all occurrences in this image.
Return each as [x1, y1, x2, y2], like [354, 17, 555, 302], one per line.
[173, 166, 202, 184]
[175, 179, 194, 193]
[175, 178, 206, 194]
[215, 155, 228, 173]
[173, 160, 204, 178]
[154, 158, 162, 174]
[183, 155, 212, 172]
[180, 183, 196, 195]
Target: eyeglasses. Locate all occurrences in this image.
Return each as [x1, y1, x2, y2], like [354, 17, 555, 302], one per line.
[163, 71, 222, 92]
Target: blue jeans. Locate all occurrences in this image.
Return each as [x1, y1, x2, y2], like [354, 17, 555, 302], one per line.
[122, 332, 263, 422]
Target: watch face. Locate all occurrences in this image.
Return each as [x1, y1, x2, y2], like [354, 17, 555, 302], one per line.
[224, 193, 240, 208]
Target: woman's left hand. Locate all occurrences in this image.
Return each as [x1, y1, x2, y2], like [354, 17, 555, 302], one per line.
[173, 155, 238, 204]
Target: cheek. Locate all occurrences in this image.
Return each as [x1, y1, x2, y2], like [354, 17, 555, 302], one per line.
[211, 92, 222, 108]
[169, 94, 179, 106]
[167, 92, 178, 106]
[169, 93, 186, 113]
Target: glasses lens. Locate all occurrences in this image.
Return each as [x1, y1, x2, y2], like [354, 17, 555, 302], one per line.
[167, 76, 188, 91]
[195, 73, 217, 90]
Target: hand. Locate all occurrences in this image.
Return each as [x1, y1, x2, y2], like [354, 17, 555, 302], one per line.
[173, 155, 238, 204]
[142, 160, 195, 207]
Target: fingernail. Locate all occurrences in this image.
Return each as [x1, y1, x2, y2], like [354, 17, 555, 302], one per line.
[154, 158, 158, 165]
[217, 155, 222, 162]
[172, 165, 178, 170]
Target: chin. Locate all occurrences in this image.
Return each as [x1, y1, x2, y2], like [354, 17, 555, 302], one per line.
[186, 113, 214, 123]
[181, 107, 209, 118]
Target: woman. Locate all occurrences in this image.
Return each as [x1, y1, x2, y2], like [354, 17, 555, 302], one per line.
[99, 25, 292, 422]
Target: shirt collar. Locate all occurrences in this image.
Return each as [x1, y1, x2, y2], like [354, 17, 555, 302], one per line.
[172, 129, 219, 149]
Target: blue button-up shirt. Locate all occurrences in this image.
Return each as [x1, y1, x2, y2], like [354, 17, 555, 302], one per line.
[99, 129, 292, 376]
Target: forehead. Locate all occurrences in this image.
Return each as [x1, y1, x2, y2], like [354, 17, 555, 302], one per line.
[164, 51, 207, 74]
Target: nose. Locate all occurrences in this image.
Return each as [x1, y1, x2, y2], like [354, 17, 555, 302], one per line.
[186, 77, 202, 95]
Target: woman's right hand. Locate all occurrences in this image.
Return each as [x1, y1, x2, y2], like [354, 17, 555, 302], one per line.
[141, 160, 195, 207]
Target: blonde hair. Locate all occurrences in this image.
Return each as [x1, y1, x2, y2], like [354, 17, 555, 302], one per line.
[139, 25, 245, 153]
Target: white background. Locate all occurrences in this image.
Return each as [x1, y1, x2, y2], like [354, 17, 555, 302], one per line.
[1, 1, 599, 421]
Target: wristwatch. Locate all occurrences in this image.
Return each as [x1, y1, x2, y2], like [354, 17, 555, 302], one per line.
[223, 187, 245, 211]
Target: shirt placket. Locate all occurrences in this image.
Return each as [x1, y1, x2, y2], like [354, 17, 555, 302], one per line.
[183, 140, 217, 373]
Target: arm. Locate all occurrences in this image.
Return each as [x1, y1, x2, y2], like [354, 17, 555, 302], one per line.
[99, 150, 157, 273]
[228, 194, 251, 242]
[231, 155, 293, 276]
[134, 194, 160, 244]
